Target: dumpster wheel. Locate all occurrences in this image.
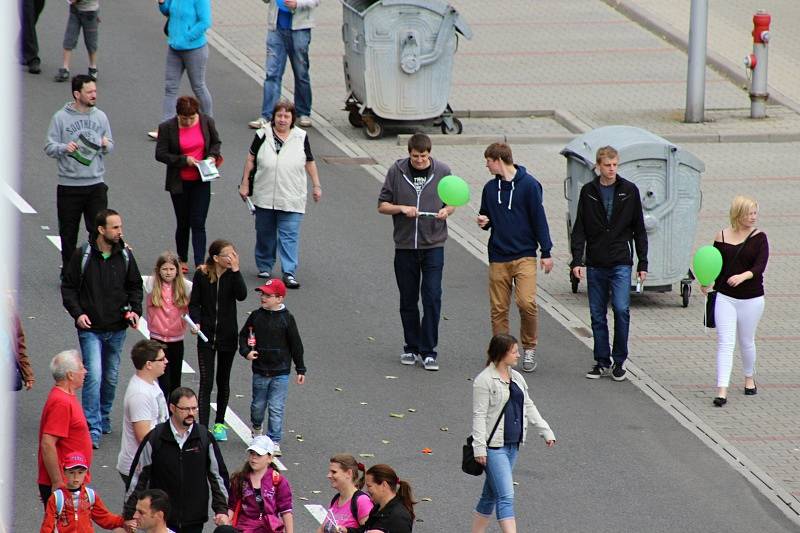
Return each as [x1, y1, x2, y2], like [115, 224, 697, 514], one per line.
[680, 280, 692, 308]
[441, 117, 463, 135]
[348, 110, 364, 128]
[363, 119, 384, 139]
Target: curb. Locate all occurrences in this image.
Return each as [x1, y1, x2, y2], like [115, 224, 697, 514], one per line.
[601, 0, 800, 114]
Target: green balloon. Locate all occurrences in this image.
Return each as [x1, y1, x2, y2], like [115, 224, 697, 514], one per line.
[692, 245, 723, 286]
[437, 175, 470, 207]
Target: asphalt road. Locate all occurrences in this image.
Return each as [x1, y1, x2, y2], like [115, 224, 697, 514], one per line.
[12, 1, 799, 531]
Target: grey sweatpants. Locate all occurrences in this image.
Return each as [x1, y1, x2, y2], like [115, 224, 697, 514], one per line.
[162, 44, 213, 121]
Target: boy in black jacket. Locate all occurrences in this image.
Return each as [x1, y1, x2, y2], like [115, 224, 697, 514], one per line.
[239, 279, 306, 457]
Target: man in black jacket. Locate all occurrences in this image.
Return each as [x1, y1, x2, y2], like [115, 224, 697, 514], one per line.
[61, 208, 142, 448]
[124, 387, 230, 533]
[570, 146, 648, 382]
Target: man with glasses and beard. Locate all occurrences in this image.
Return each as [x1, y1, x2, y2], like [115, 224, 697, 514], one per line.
[123, 387, 230, 533]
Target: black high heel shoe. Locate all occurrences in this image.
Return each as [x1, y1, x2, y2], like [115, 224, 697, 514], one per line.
[744, 383, 758, 395]
[713, 397, 727, 407]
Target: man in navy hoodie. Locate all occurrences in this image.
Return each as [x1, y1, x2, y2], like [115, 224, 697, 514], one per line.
[378, 133, 454, 371]
[477, 143, 553, 372]
[570, 146, 647, 382]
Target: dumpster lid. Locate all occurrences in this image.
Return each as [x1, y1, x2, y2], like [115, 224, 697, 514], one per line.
[347, 0, 473, 38]
[560, 125, 704, 171]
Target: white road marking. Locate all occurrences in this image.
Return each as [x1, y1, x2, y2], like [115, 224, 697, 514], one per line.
[210, 402, 287, 472]
[304, 504, 327, 525]
[0, 182, 36, 213]
[47, 235, 61, 250]
[181, 361, 195, 374]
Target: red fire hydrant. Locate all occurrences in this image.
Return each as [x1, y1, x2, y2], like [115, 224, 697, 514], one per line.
[744, 10, 770, 119]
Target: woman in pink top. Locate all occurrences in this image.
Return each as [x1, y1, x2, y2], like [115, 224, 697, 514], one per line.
[318, 454, 373, 533]
[155, 95, 222, 272]
[144, 251, 192, 397]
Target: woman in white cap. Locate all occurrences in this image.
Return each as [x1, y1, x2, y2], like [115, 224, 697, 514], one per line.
[227, 436, 294, 533]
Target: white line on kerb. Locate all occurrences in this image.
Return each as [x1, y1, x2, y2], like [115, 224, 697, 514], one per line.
[0, 182, 36, 213]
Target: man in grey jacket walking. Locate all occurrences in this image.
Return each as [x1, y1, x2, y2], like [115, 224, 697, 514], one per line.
[378, 133, 454, 371]
[45, 74, 113, 275]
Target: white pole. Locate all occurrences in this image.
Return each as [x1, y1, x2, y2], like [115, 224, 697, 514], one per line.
[684, 0, 709, 123]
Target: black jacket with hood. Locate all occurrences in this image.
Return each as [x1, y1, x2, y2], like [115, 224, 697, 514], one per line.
[188, 268, 248, 351]
[378, 157, 452, 249]
[61, 236, 143, 331]
[570, 175, 648, 272]
[238, 305, 306, 376]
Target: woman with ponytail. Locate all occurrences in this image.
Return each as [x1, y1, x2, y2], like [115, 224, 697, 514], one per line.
[363, 464, 414, 533]
[318, 454, 373, 533]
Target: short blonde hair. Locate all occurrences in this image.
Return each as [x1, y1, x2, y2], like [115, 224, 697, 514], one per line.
[729, 195, 758, 231]
[595, 146, 618, 164]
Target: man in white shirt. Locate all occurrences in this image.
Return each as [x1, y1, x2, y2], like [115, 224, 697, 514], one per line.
[134, 489, 175, 533]
[118, 340, 168, 486]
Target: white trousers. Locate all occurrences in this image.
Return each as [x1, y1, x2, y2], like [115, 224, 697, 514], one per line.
[715, 293, 765, 387]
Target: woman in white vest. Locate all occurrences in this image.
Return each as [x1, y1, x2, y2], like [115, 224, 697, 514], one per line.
[239, 100, 322, 289]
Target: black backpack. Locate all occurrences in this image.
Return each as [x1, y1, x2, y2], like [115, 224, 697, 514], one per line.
[328, 490, 369, 533]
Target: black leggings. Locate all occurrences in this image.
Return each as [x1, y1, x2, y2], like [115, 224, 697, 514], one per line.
[197, 345, 235, 427]
[156, 340, 184, 400]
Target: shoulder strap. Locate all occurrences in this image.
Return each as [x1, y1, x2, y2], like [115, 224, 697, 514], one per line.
[350, 490, 367, 523]
[487, 381, 513, 444]
[85, 486, 95, 507]
[54, 488, 65, 517]
[80, 242, 92, 275]
[731, 229, 757, 264]
[720, 229, 725, 243]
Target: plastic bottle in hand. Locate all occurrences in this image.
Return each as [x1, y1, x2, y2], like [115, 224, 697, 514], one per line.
[248, 326, 257, 348]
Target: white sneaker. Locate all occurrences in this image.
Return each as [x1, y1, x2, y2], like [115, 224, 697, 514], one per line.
[251, 426, 263, 438]
[422, 356, 439, 371]
[400, 352, 417, 365]
[248, 116, 269, 129]
[522, 348, 537, 373]
[147, 130, 158, 140]
[272, 443, 282, 457]
[297, 115, 312, 128]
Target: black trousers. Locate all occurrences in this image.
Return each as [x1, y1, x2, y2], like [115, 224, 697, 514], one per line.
[170, 180, 211, 266]
[56, 183, 108, 270]
[197, 345, 235, 427]
[156, 340, 184, 400]
[20, 0, 46, 65]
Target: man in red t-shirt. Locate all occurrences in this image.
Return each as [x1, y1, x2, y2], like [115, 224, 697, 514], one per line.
[37, 349, 93, 509]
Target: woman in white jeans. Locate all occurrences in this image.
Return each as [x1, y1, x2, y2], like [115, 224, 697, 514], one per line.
[701, 195, 769, 407]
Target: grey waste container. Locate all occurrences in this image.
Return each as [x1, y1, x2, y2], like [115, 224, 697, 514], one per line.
[560, 126, 705, 307]
[340, 0, 472, 139]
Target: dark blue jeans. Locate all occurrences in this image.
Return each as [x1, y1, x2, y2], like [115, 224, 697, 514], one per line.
[587, 265, 632, 366]
[393, 247, 443, 359]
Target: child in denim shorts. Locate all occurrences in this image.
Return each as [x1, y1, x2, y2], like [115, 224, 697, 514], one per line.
[55, 0, 100, 82]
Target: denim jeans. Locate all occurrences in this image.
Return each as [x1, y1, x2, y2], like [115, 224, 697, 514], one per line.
[254, 207, 304, 275]
[475, 444, 519, 520]
[261, 28, 312, 119]
[163, 45, 213, 121]
[587, 265, 632, 366]
[77, 328, 127, 441]
[393, 247, 443, 359]
[250, 373, 289, 443]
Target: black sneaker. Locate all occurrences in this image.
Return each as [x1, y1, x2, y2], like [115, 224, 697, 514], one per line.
[54, 68, 70, 82]
[586, 364, 610, 379]
[28, 58, 41, 74]
[611, 362, 627, 381]
[88, 67, 98, 80]
[283, 273, 300, 289]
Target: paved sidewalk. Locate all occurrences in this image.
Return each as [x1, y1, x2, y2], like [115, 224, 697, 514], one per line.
[210, 0, 800, 519]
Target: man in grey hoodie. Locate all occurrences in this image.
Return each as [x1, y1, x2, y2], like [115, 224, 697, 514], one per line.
[378, 133, 455, 371]
[45, 74, 113, 275]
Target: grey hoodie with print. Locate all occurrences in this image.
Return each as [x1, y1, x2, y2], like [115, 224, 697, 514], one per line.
[44, 102, 114, 187]
[378, 157, 452, 249]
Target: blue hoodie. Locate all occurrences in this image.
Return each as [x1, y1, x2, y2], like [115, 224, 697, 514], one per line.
[160, 0, 211, 51]
[478, 165, 553, 262]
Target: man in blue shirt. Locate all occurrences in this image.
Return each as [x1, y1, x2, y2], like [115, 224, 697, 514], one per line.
[248, 0, 320, 130]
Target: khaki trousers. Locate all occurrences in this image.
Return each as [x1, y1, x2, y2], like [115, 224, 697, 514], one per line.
[488, 257, 538, 349]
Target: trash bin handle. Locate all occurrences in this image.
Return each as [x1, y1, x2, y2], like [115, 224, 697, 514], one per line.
[401, 6, 458, 73]
[563, 176, 571, 201]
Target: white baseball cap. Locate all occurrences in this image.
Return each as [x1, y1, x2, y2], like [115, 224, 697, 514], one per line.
[247, 435, 275, 456]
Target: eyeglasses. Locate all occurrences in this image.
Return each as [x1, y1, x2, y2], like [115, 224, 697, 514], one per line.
[174, 405, 199, 412]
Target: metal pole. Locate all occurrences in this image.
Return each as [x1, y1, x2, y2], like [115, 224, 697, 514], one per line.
[684, 0, 709, 123]
[749, 10, 771, 119]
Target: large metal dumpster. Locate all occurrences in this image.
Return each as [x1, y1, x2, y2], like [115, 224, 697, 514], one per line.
[340, 0, 472, 139]
[561, 126, 705, 307]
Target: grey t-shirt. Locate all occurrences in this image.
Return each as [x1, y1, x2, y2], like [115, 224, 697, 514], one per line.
[599, 182, 614, 221]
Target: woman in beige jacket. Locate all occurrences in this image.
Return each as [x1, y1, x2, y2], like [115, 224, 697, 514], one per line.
[471, 334, 555, 533]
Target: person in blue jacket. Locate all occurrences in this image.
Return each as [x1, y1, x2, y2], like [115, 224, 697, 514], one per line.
[148, 0, 213, 139]
[477, 143, 553, 374]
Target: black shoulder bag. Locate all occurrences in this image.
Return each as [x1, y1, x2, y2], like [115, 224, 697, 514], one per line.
[705, 229, 756, 328]
[463, 382, 511, 476]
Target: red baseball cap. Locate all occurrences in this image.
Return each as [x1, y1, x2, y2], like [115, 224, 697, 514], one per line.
[255, 279, 286, 297]
[63, 453, 89, 470]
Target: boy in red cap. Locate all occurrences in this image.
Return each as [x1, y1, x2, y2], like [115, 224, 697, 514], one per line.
[238, 278, 306, 457]
[40, 453, 131, 533]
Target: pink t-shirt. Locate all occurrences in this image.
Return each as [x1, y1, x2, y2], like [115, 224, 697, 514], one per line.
[322, 493, 373, 532]
[178, 121, 204, 181]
